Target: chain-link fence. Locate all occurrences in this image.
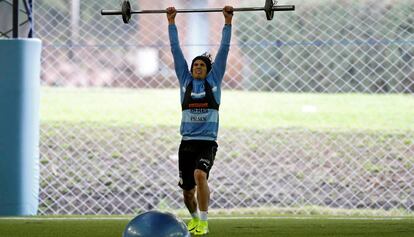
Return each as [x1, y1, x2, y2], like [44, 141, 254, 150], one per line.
[31, 0, 414, 215]
[0, 0, 33, 38]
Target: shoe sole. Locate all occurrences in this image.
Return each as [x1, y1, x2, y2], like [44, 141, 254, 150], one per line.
[193, 230, 209, 235]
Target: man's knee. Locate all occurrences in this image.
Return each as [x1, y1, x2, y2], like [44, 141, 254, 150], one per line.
[194, 169, 207, 184]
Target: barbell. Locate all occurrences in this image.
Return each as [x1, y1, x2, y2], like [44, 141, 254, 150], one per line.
[101, 0, 295, 24]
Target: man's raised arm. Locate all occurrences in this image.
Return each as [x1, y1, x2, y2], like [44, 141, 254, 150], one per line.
[211, 6, 233, 84]
[167, 7, 190, 85]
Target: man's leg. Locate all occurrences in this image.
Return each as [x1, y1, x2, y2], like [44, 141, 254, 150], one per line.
[194, 169, 209, 212]
[183, 188, 197, 213]
[193, 169, 210, 235]
[183, 188, 199, 232]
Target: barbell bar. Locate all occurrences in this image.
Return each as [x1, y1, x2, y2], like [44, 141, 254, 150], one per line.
[101, 0, 295, 24]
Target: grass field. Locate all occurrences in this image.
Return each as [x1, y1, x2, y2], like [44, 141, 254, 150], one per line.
[32, 87, 414, 236]
[1, 216, 414, 237]
[41, 87, 414, 131]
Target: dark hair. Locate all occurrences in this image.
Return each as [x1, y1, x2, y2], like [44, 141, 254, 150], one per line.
[191, 53, 212, 74]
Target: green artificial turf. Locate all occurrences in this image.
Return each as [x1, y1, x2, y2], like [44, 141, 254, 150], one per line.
[1, 217, 413, 237]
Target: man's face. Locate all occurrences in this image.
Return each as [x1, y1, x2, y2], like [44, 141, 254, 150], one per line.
[192, 59, 208, 79]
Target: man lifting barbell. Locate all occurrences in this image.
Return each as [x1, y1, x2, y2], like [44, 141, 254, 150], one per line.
[167, 5, 233, 236]
[99, 1, 293, 235]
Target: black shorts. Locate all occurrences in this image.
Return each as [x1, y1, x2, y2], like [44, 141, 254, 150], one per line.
[178, 140, 218, 191]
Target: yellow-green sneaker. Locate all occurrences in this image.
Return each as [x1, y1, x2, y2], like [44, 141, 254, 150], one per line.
[187, 217, 199, 233]
[193, 220, 209, 235]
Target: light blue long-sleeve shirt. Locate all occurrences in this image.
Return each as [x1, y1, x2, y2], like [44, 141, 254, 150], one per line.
[169, 24, 232, 141]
